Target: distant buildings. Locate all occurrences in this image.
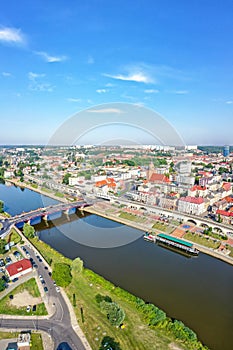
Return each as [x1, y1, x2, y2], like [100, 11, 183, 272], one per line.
[223, 145, 230, 157]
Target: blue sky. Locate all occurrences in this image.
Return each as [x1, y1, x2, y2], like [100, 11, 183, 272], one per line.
[0, 0, 232, 145]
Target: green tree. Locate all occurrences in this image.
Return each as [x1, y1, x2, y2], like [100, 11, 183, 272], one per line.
[71, 257, 84, 276]
[52, 263, 72, 287]
[23, 223, 35, 238]
[0, 239, 7, 254]
[62, 173, 71, 185]
[0, 278, 6, 292]
[0, 200, 4, 213]
[99, 336, 121, 350]
[100, 301, 125, 327]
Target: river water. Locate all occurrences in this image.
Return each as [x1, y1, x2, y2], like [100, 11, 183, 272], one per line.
[1, 183, 233, 350]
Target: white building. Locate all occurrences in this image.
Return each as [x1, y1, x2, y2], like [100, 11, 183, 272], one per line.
[178, 196, 205, 215]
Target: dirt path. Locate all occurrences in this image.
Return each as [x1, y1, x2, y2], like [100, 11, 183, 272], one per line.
[10, 290, 42, 307]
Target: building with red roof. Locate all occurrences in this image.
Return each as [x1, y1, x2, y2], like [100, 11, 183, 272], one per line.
[6, 259, 32, 280]
[178, 196, 205, 215]
[188, 185, 208, 197]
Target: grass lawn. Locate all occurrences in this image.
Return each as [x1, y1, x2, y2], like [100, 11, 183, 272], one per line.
[0, 332, 44, 349]
[5, 228, 22, 245]
[0, 331, 18, 340]
[29, 237, 71, 267]
[55, 192, 64, 198]
[152, 222, 173, 234]
[184, 232, 221, 249]
[0, 278, 47, 316]
[119, 212, 146, 223]
[226, 244, 233, 258]
[31, 333, 44, 350]
[66, 271, 186, 350]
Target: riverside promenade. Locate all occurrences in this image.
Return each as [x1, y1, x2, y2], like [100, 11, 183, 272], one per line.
[83, 203, 233, 266]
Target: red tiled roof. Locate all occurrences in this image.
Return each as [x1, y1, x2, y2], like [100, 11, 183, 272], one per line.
[190, 185, 207, 191]
[216, 209, 233, 217]
[149, 173, 170, 183]
[222, 182, 231, 191]
[95, 177, 116, 188]
[180, 196, 204, 204]
[6, 259, 32, 277]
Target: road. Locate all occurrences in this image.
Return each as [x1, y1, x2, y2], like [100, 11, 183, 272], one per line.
[0, 245, 88, 350]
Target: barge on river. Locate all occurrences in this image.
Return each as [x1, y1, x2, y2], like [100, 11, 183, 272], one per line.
[155, 233, 199, 255]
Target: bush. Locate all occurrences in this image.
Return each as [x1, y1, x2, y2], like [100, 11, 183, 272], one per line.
[52, 263, 72, 287]
[100, 301, 125, 327]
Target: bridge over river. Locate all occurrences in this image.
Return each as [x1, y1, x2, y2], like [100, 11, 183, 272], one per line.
[0, 200, 91, 238]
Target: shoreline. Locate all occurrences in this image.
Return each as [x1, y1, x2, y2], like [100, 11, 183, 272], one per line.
[83, 206, 233, 266]
[3, 179, 233, 266]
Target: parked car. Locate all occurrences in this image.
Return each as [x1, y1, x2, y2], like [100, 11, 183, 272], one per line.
[56, 286, 60, 293]
[32, 305, 37, 312]
[12, 278, 18, 283]
[26, 305, 31, 312]
[44, 286, 48, 293]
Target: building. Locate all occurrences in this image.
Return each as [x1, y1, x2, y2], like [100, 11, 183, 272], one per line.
[223, 145, 230, 157]
[178, 196, 205, 215]
[188, 185, 208, 197]
[17, 332, 31, 350]
[5, 259, 32, 281]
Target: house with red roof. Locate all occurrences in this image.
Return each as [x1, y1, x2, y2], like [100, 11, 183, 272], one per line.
[188, 185, 208, 197]
[6, 259, 32, 280]
[216, 209, 233, 225]
[178, 196, 205, 215]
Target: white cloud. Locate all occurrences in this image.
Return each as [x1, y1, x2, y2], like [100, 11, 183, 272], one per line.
[28, 72, 54, 92]
[67, 98, 82, 102]
[0, 27, 25, 45]
[35, 51, 67, 63]
[2, 72, 12, 77]
[104, 71, 153, 84]
[144, 89, 159, 94]
[88, 108, 123, 114]
[96, 89, 108, 94]
[226, 101, 233, 104]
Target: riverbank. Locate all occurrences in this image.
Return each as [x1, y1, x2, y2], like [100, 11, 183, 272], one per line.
[23, 229, 207, 350]
[83, 205, 233, 266]
[5, 179, 68, 203]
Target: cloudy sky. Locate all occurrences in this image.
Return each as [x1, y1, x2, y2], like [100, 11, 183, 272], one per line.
[0, 0, 232, 145]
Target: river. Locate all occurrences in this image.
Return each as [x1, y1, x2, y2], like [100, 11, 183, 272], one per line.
[0, 183, 233, 350]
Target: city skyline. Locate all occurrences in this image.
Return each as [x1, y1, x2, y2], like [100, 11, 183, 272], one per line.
[0, 1, 232, 145]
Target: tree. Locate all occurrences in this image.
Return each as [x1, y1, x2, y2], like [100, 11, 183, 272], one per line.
[52, 263, 72, 287]
[23, 223, 35, 238]
[62, 173, 71, 185]
[100, 301, 125, 327]
[0, 200, 4, 213]
[0, 239, 7, 254]
[71, 257, 83, 276]
[99, 336, 121, 350]
[0, 278, 6, 292]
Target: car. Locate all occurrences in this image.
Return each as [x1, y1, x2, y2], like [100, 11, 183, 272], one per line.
[56, 286, 60, 293]
[0, 259, 5, 267]
[12, 278, 18, 283]
[44, 266, 48, 270]
[9, 294, 13, 300]
[21, 246, 26, 251]
[5, 257, 12, 264]
[48, 272, 52, 276]
[44, 286, 48, 293]
[39, 258, 42, 262]
[32, 305, 37, 312]
[34, 264, 38, 269]
[39, 275, 43, 280]
[41, 279, 45, 284]
[36, 255, 40, 259]
[26, 305, 31, 312]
